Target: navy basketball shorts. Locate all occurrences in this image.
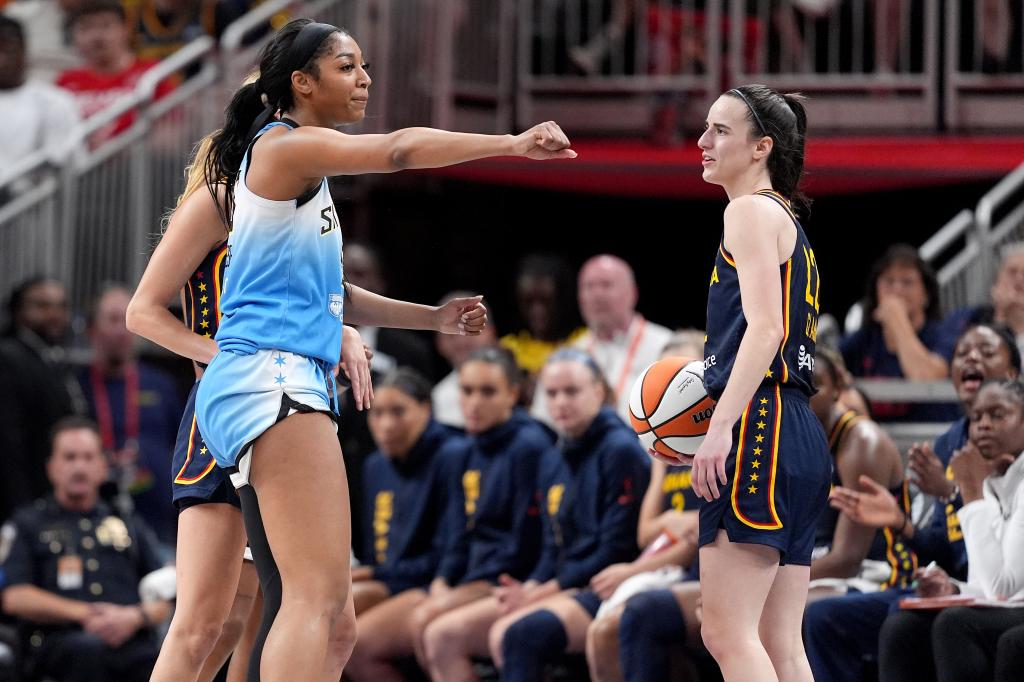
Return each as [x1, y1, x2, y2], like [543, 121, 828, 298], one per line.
[172, 381, 240, 511]
[698, 384, 832, 566]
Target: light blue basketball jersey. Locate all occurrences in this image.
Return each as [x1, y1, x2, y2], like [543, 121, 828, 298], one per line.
[216, 121, 344, 366]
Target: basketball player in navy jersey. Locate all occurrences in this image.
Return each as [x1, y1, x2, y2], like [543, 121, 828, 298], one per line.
[653, 84, 830, 682]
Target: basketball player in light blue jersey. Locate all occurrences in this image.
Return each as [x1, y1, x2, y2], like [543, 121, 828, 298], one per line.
[193, 18, 575, 681]
[649, 85, 829, 682]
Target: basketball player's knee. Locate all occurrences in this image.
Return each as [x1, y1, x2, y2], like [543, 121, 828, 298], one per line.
[169, 617, 224, 665]
[699, 615, 732, 660]
[487, 621, 507, 667]
[761, 626, 803, 665]
[328, 610, 358, 663]
[220, 593, 256, 647]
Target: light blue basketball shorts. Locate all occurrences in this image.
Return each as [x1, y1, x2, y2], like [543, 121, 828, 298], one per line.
[195, 348, 337, 488]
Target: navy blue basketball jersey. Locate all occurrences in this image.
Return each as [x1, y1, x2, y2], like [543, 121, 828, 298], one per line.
[661, 465, 701, 513]
[704, 190, 820, 400]
[182, 243, 228, 345]
[816, 410, 917, 588]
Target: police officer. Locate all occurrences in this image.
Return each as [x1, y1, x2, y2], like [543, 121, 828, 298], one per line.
[0, 416, 170, 681]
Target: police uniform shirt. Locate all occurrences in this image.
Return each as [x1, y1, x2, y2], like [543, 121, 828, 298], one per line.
[0, 497, 164, 618]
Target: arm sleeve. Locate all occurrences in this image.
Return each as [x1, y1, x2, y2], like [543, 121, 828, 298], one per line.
[957, 489, 1024, 600]
[435, 448, 470, 584]
[555, 446, 650, 589]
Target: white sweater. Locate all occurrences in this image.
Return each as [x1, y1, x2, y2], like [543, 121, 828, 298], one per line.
[958, 454, 1024, 600]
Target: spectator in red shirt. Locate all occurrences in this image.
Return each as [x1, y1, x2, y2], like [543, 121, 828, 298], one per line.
[55, 0, 173, 143]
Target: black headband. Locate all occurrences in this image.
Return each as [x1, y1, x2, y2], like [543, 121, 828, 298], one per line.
[285, 21, 338, 76]
[729, 88, 767, 135]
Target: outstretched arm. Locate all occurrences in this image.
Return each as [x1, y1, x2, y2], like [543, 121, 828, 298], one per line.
[261, 121, 575, 183]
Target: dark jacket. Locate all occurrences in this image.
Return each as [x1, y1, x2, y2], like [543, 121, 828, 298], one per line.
[361, 420, 468, 593]
[437, 409, 554, 585]
[529, 407, 650, 589]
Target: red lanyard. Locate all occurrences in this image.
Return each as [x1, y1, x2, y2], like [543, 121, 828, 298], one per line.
[589, 316, 648, 400]
[90, 362, 139, 451]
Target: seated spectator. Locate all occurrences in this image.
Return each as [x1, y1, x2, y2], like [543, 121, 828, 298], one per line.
[56, 0, 175, 145]
[841, 243, 958, 422]
[500, 253, 585, 406]
[433, 291, 497, 428]
[77, 284, 182, 545]
[878, 379, 1024, 682]
[0, 417, 170, 682]
[0, 16, 81, 186]
[0, 277, 85, 523]
[123, 0, 247, 63]
[805, 322, 1021, 682]
[947, 242, 1024, 357]
[533, 254, 670, 425]
[347, 348, 553, 680]
[432, 349, 648, 682]
[2, 0, 82, 81]
[351, 368, 468, 617]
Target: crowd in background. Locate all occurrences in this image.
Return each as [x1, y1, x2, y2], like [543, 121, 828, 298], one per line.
[0, 238, 1022, 681]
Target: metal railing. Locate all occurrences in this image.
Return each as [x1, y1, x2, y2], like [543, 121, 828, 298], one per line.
[918, 163, 1024, 316]
[2, 0, 1022, 312]
[944, 0, 1024, 130]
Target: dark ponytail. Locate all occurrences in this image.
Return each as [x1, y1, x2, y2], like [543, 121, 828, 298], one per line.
[727, 84, 811, 217]
[204, 18, 346, 229]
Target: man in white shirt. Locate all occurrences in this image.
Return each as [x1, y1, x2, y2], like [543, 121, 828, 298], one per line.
[534, 254, 671, 424]
[0, 15, 81, 192]
[432, 291, 498, 428]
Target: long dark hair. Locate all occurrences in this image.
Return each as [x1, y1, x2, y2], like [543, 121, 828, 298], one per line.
[726, 84, 810, 216]
[204, 18, 346, 229]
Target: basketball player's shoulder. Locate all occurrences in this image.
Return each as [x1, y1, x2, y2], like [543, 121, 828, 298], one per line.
[723, 196, 786, 248]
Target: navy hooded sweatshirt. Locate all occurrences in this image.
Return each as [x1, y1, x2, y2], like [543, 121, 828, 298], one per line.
[362, 419, 469, 593]
[437, 408, 555, 585]
[529, 406, 651, 589]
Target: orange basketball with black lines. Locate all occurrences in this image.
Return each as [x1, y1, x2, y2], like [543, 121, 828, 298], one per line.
[628, 357, 716, 458]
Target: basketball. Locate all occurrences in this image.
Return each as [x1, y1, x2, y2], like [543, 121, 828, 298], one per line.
[628, 357, 716, 458]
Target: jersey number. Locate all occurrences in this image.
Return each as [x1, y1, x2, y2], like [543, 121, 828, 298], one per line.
[320, 206, 337, 236]
[803, 245, 821, 312]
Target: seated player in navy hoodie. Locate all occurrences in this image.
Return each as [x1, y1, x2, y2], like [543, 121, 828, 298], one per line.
[402, 347, 554, 675]
[344, 368, 469, 680]
[422, 348, 648, 682]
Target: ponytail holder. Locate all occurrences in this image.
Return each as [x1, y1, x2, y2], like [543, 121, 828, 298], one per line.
[260, 92, 269, 106]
